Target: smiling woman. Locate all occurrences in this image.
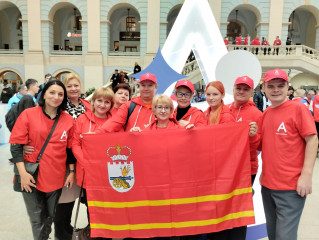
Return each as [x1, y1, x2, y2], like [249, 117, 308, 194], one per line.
[9, 80, 75, 240]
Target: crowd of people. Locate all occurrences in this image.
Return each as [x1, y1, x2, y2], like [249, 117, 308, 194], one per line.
[224, 34, 297, 55]
[3, 67, 318, 240]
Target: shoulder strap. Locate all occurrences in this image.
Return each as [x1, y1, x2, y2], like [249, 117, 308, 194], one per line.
[124, 102, 137, 128]
[37, 113, 60, 161]
[73, 172, 85, 230]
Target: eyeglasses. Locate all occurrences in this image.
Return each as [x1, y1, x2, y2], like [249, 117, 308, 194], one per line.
[156, 105, 171, 111]
[176, 92, 192, 99]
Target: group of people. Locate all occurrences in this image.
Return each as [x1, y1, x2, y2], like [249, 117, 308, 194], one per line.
[8, 68, 318, 240]
[224, 34, 288, 55]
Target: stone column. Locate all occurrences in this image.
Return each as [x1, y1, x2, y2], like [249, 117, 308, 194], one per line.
[25, 0, 44, 82]
[84, 0, 103, 91]
[315, 25, 319, 50]
[268, 0, 284, 43]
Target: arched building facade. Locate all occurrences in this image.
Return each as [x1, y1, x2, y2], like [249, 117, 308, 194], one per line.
[0, 0, 319, 91]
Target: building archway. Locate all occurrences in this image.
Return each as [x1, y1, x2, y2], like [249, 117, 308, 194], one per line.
[287, 6, 318, 48]
[167, 4, 182, 37]
[227, 5, 261, 43]
[0, 2, 23, 50]
[49, 3, 82, 51]
[108, 4, 141, 53]
[0, 69, 23, 92]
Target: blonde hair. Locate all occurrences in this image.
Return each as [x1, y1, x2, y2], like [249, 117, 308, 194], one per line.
[294, 89, 306, 98]
[152, 95, 174, 114]
[91, 87, 114, 111]
[63, 73, 82, 88]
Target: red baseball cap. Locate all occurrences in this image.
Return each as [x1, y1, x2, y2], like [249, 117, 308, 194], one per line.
[264, 68, 288, 82]
[234, 76, 254, 89]
[175, 79, 195, 93]
[139, 72, 157, 84]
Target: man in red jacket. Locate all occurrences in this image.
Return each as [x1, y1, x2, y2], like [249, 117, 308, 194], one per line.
[273, 36, 281, 55]
[227, 76, 262, 240]
[251, 35, 261, 55]
[229, 76, 262, 184]
[99, 72, 157, 132]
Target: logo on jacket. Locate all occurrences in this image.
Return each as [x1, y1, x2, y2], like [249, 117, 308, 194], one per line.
[276, 122, 287, 135]
[60, 130, 68, 141]
[107, 143, 134, 192]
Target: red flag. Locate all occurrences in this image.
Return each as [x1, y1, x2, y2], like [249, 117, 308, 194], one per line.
[82, 122, 255, 238]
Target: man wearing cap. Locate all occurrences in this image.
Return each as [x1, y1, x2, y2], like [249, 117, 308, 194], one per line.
[100, 72, 157, 132]
[223, 76, 262, 240]
[229, 76, 262, 185]
[260, 68, 318, 240]
[173, 79, 206, 127]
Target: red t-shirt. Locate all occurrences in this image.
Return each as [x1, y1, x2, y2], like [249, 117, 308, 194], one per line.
[10, 107, 74, 192]
[260, 100, 316, 190]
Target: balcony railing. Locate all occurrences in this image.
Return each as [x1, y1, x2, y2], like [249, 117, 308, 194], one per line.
[0, 49, 23, 54]
[226, 44, 319, 60]
[182, 45, 319, 77]
[51, 50, 83, 55]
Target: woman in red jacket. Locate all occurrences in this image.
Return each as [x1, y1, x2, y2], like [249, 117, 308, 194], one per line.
[130, 94, 194, 132]
[10, 80, 75, 240]
[111, 83, 131, 116]
[204, 81, 235, 124]
[73, 87, 114, 187]
[173, 79, 206, 127]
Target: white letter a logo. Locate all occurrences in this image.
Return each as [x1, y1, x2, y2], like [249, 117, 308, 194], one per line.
[60, 130, 67, 140]
[277, 122, 287, 133]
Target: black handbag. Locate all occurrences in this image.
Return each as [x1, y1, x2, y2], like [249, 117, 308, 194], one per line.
[72, 172, 90, 240]
[13, 113, 60, 192]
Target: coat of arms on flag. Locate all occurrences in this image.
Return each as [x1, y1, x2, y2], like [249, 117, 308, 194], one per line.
[107, 143, 134, 192]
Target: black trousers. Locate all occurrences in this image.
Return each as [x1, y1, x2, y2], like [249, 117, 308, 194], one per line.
[54, 201, 75, 240]
[22, 188, 62, 240]
[206, 226, 247, 240]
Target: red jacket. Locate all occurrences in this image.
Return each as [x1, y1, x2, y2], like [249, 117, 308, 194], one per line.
[273, 39, 281, 46]
[224, 39, 229, 46]
[204, 105, 235, 124]
[173, 107, 206, 127]
[262, 40, 269, 46]
[72, 110, 113, 187]
[10, 107, 74, 192]
[99, 96, 155, 132]
[80, 98, 91, 111]
[251, 38, 260, 46]
[228, 101, 262, 175]
[235, 36, 242, 45]
[145, 118, 181, 130]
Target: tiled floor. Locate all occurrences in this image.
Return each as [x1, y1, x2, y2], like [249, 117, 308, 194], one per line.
[0, 143, 318, 239]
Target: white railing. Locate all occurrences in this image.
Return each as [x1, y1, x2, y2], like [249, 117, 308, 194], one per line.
[181, 44, 319, 77]
[182, 60, 199, 75]
[226, 44, 319, 60]
[0, 49, 23, 54]
[51, 50, 83, 55]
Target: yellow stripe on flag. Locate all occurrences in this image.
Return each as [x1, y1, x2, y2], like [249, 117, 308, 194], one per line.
[88, 187, 252, 208]
[90, 210, 255, 231]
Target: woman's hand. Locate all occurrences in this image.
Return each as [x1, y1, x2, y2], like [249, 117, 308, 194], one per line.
[186, 124, 195, 129]
[20, 171, 36, 192]
[65, 172, 75, 189]
[23, 145, 34, 155]
[130, 127, 142, 132]
[178, 120, 190, 127]
[249, 122, 258, 137]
